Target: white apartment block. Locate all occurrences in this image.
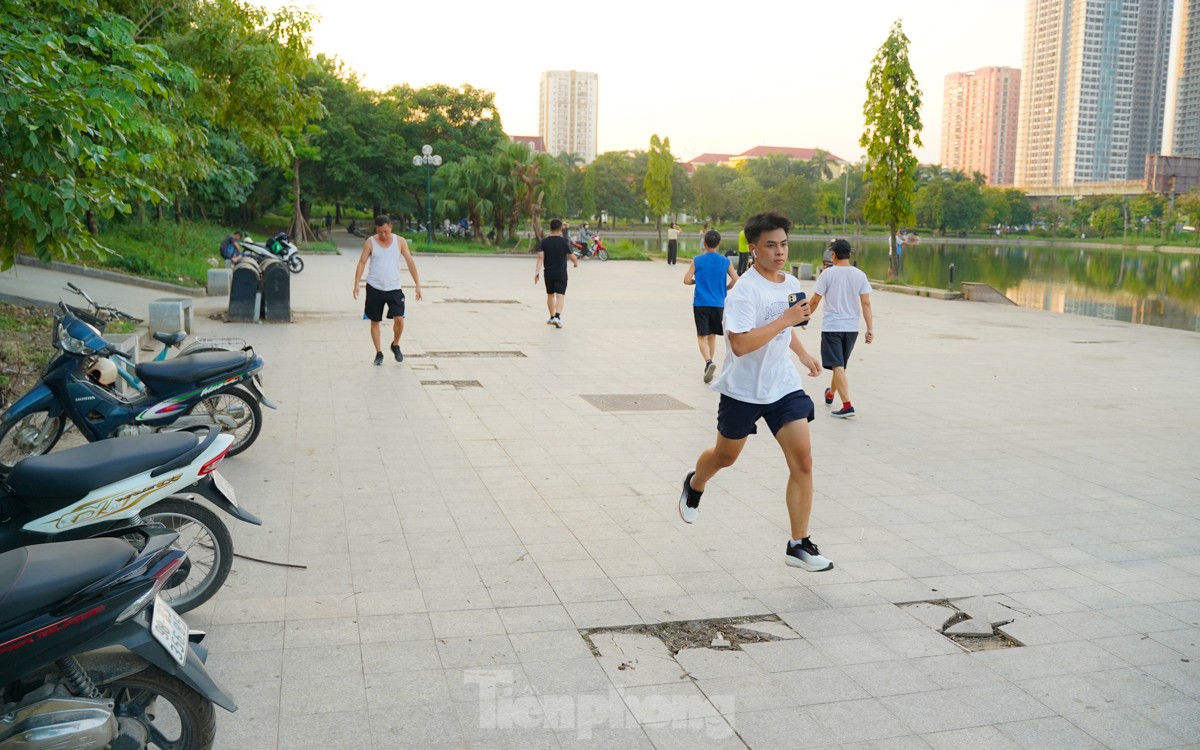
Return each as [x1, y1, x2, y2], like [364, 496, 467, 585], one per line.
[1015, 0, 1172, 188]
[538, 70, 598, 164]
[1173, 0, 1200, 154]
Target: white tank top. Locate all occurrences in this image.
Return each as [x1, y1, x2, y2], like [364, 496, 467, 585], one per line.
[365, 235, 402, 290]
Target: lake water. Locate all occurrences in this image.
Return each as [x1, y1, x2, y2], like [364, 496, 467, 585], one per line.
[638, 237, 1200, 333]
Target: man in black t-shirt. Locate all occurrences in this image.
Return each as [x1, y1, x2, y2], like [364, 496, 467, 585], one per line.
[533, 218, 578, 328]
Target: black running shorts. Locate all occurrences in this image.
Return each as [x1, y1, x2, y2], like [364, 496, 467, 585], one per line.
[693, 306, 723, 336]
[716, 390, 815, 440]
[820, 331, 858, 370]
[544, 275, 567, 295]
[364, 284, 405, 321]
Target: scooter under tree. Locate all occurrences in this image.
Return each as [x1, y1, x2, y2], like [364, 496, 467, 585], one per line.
[0, 304, 271, 471]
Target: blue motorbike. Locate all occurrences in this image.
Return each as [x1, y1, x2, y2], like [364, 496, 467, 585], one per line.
[0, 303, 271, 471]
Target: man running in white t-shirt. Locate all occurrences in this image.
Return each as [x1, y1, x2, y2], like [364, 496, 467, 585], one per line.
[677, 211, 833, 572]
[809, 238, 874, 417]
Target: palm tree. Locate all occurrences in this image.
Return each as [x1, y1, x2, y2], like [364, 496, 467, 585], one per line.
[806, 149, 835, 181]
[495, 142, 563, 244]
[436, 156, 494, 243]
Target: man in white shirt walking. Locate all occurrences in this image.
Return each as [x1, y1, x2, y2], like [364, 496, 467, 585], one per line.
[677, 211, 833, 572]
[809, 238, 873, 417]
[352, 215, 423, 365]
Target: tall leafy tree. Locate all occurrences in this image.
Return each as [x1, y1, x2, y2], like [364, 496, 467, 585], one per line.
[643, 134, 673, 246]
[0, 0, 183, 267]
[581, 167, 597, 221]
[436, 156, 494, 243]
[861, 19, 923, 278]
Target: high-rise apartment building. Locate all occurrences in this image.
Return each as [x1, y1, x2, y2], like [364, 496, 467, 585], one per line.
[538, 70, 599, 164]
[1173, 0, 1200, 154]
[940, 67, 1022, 185]
[1015, 0, 1172, 188]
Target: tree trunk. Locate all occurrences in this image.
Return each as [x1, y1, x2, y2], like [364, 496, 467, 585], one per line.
[288, 159, 318, 244]
[335, 203, 342, 225]
[888, 226, 898, 280]
[85, 210, 98, 236]
[656, 216, 663, 252]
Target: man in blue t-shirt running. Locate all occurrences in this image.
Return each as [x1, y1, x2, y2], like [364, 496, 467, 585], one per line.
[683, 229, 739, 383]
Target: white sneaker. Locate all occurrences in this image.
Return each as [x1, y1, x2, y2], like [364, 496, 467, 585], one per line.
[785, 538, 834, 571]
[546, 317, 555, 324]
[553, 317, 562, 328]
[678, 471, 701, 524]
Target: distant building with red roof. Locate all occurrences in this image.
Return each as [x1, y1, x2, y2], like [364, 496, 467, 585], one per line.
[510, 135, 545, 153]
[687, 146, 849, 177]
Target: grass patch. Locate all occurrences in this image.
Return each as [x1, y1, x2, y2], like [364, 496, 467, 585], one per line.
[89, 221, 230, 287]
[0, 303, 55, 408]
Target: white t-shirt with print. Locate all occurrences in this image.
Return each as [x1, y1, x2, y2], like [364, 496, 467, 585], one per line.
[711, 267, 804, 404]
[812, 265, 871, 332]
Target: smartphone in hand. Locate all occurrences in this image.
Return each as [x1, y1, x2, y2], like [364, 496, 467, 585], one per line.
[787, 292, 808, 328]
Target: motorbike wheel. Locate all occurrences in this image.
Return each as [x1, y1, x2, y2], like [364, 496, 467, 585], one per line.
[142, 497, 233, 613]
[98, 665, 216, 750]
[0, 410, 65, 472]
[184, 387, 262, 457]
[287, 255, 304, 273]
[598, 248, 609, 261]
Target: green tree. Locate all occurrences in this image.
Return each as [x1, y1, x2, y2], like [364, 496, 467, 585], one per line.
[582, 167, 597, 220]
[1090, 205, 1122, 239]
[644, 134, 673, 246]
[0, 0, 185, 267]
[860, 19, 923, 278]
[495, 141, 562, 243]
[436, 156, 494, 242]
[691, 164, 739, 223]
[588, 151, 638, 224]
[806, 149, 835, 181]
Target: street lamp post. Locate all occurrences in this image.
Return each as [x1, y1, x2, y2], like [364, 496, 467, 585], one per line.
[412, 144, 442, 244]
[842, 167, 850, 233]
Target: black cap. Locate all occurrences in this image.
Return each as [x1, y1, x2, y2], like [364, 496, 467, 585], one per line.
[829, 238, 853, 259]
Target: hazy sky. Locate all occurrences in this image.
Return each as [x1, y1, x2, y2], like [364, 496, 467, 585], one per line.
[261, 0, 1028, 163]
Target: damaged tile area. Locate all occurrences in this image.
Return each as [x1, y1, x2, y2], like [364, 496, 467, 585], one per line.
[898, 597, 1025, 652]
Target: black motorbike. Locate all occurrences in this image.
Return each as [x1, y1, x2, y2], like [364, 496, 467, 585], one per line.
[0, 527, 236, 748]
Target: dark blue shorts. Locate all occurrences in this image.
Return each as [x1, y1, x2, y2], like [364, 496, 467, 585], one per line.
[717, 390, 815, 440]
[821, 331, 858, 369]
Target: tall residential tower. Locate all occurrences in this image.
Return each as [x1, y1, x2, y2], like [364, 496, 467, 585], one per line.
[1173, 0, 1200, 154]
[940, 67, 1022, 185]
[538, 71, 599, 164]
[1015, 0, 1173, 188]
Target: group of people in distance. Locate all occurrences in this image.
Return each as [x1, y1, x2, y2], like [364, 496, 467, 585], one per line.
[349, 210, 874, 571]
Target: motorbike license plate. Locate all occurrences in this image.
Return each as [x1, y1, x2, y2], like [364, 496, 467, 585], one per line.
[211, 470, 237, 505]
[151, 595, 189, 666]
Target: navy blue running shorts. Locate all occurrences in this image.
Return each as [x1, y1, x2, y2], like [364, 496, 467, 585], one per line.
[716, 390, 815, 440]
[821, 331, 858, 370]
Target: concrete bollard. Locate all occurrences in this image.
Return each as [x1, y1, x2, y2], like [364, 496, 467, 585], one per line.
[207, 268, 232, 296]
[790, 262, 814, 280]
[148, 298, 194, 335]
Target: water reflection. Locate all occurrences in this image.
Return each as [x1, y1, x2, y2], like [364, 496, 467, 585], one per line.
[634, 238, 1200, 332]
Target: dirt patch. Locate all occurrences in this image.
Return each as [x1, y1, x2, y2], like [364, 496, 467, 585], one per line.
[0, 303, 55, 408]
[581, 615, 791, 655]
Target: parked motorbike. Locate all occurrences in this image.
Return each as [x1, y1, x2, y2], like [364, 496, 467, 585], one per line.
[0, 527, 237, 749]
[0, 304, 270, 471]
[0, 427, 258, 612]
[572, 234, 609, 261]
[241, 232, 303, 274]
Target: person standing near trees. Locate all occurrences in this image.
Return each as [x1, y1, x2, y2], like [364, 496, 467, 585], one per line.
[678, 211, 832, 572]
[684, 229, 738, 383]
[667, 221, 682, 265]
[353, 215, 423, 365]
[736, 228, 750, 275]
[534, 218, 578, 328]
[808, 238, 873, 418]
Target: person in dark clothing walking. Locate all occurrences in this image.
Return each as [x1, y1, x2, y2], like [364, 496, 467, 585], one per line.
[533, 219, 578, 328]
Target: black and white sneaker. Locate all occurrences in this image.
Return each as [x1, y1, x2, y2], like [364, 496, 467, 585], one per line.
[785, 538, 834, 571]
[373, 351, 384, 366]
[678, 471, 702, 524]
[553, 316, 562, 329]
[391, 343, 403, 362]
[831, 406, 856, 418]
[703, 360, 716, 384]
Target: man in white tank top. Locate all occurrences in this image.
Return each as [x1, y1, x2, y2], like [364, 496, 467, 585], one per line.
[353, 215, 423, 365]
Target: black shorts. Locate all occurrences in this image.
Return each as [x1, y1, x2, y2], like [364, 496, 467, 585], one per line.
[544, 275, 567, 295]
[821, 331, 858, 369]
[693, 306, 723, 336]
[364, 284, 405, 321]
[716, 390, 815, 440]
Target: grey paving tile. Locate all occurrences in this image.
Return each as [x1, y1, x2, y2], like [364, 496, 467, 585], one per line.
[361, 639, 443, 673]
[498, 604, 577, 633]
[695, 672, 800, 714]
[369, 700, 465, 748]
[550, 577, 624, 603]
[641, 717, 747, 749]
[779, 607, 867, 637]
[1066, 707, 1186, 750]
[1149, 628, 1200, 658]
[436, 634, 520, 669]
[923, 725, 1023, 750]
[994, 716, 1108, 749]
[509, 629, 594, 663]
[275, 709, 371, 750]
[730, 706, 835, 749]
[1132, 699, 1200, 746]
[839, 739, 933, 750]
[845, 659, 943, 697]
[1143, 661, 1200, 699]
[777, 665, 872, 706]
[363, 667, 451, 709]
[522, 657, 613, 696]
[805, 631, 898, 665]
[804, 697, 911, 744]
[1016, 668, 1185, 714]
[357, 612, 434, 643]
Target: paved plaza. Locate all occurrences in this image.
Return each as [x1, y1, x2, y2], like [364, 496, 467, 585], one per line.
[4, 246, 1200, 749]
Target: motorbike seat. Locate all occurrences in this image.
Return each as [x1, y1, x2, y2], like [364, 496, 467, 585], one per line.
[136, 350, 251, 385]
[7, 432, 197, 508]
[153, 331, 187, 347]
[0, 538, 135, 624]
